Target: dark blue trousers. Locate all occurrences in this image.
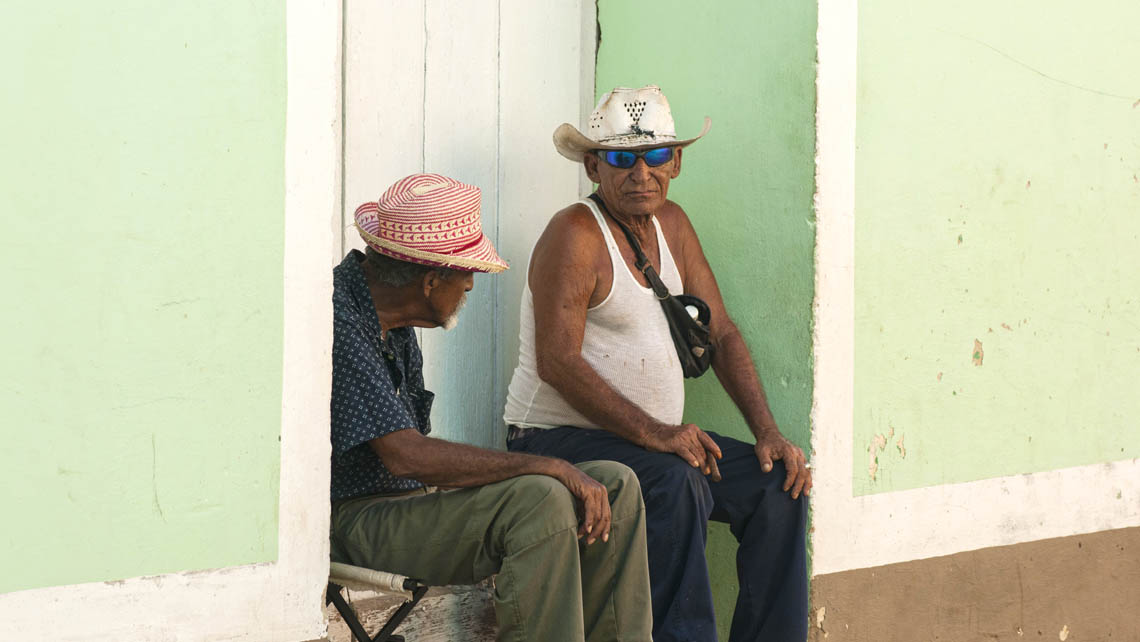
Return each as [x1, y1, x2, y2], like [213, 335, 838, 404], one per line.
[508, 426, 807, 642]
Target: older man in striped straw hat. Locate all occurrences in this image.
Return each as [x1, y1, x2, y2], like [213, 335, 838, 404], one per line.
[329, 173, 652, 642]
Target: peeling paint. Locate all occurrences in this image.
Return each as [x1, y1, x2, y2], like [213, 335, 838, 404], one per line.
[972, 339, 985, 366]
[1001, 322, 1012, 330]
[897, 434, 906, 458]
[1059, 624, 1070, 640]
[868, 433, 889, 480]
[936, 371, 943, 381]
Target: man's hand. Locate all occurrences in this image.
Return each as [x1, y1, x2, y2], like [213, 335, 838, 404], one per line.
[552, 461, 612, 545]
[643, 423, 723, 481]
[754, 431, 812, 499]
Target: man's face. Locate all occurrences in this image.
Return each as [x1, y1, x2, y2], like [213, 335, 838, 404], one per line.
[428, 270, 474, 330]
[584, 146, 683, 218]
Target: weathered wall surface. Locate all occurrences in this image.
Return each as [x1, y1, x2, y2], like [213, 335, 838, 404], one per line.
[0, 0, 284, 595]
[0, 1, 337, 639]
[342, 0, 595, 449]
[852, 0, 1140, 496]
[596, 1, 818, 639]
[812, 0, 1140, 638]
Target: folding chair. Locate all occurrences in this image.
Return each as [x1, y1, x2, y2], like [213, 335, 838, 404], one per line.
[327, 562, 430, 642]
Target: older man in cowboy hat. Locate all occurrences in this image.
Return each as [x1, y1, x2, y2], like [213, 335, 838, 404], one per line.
[330, 173, 653, 642]
[504, 87, 811, 641]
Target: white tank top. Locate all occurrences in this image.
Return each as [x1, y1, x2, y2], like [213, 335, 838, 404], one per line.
[504, 198, 685, 429]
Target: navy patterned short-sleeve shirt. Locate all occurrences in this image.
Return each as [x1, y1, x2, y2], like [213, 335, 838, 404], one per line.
[330, 250, 434, 502]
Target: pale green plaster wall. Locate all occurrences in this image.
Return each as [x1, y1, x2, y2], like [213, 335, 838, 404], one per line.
[854, 0, 1140, 495]
[597, 1, 817, 637]
[0, 3, 285, 593]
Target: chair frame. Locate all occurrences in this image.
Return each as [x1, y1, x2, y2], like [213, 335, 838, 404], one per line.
[326, 578, 429, 642]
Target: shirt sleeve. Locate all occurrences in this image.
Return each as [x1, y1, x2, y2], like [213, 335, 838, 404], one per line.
[330, 313, 417, 457]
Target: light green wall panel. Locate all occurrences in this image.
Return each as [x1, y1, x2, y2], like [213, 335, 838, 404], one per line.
[0, 2, 285, 593]
[597, 1, 817, 637]
[854, 0, 1140, 495]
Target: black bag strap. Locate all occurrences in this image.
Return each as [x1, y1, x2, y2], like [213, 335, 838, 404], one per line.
[587, 193, 671, 300]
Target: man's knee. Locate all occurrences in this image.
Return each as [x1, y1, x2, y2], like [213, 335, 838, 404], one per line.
[500, 474, 578, 535]
[576, 460, 643, 513]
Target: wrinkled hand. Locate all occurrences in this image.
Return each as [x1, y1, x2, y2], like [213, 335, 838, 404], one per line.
[554, 462, 612, 545]
[644, 423, 722, 481]
[754, 430, 812, 499]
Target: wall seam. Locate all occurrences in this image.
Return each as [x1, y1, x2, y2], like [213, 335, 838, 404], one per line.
[338, 0, 348, 256]
[421, 0, 427, 173]
[493, 0, 503, 446]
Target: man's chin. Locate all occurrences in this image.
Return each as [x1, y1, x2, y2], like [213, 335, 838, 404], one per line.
[441, 314, 459, 331]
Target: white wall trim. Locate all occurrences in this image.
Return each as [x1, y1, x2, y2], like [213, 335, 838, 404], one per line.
[0, 1, 340, 639]
[810, 0, 1140, 577]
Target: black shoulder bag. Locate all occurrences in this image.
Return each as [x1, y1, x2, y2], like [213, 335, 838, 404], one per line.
[588, 193, 714, 378]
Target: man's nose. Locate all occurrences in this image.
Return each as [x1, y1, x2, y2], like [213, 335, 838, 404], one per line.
[629, 158, 652, 180]
[464, 274, 475, 292]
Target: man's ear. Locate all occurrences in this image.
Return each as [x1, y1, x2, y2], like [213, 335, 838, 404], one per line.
[583, 152, 601, 183]
[671, 148, 683, 179]
[422, 270, 444, 298]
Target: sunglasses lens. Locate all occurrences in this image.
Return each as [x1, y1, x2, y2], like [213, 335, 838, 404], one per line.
[643, 147, 674, 167]
[604, 151, 637, 169]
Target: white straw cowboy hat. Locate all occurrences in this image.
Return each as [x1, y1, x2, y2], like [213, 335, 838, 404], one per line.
[552, 85, 711, 162]
[354, 173, 508, 273]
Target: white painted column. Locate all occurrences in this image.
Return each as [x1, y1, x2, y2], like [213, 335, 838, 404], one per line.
[342, 0, 593, 448]
[495, 0, 596, 419]
[418, 0, 503, 448]
[342, 0, 426, 255]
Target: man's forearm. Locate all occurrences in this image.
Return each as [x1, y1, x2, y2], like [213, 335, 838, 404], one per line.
[538, 353, 661, 445]
[377, 433, 569, 488]
[711, 323, 780, 438]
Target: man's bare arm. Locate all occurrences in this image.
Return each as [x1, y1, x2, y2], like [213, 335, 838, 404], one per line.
[529, 207, 723, 477]
[371, 428, 613, 543]
[669, 204, 812, 497]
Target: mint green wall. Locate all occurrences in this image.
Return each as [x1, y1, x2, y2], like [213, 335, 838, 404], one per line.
[0, 3, 285, 593]
[597, 1, 818, 637]
[854, 0, 1140, 495]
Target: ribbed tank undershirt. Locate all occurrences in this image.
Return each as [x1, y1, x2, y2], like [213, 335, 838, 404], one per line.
[504, 198, 685, 429]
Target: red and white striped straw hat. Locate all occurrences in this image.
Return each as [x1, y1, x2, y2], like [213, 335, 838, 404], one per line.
[354, 173, 508, 273]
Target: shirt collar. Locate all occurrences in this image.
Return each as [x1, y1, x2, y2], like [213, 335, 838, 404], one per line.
[340, 250, 415, 348]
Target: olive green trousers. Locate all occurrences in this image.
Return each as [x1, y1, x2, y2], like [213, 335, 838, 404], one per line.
[330, 460, 652, 642]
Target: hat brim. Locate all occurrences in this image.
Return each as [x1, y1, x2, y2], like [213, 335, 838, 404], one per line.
[552, 117, 711, 163]
[356, 224, 509, 273]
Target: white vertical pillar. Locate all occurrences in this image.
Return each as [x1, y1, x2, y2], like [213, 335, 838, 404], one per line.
[496, 0, 593, 418]
[419, 0, 502, 447]
[343, 0, 427, 254]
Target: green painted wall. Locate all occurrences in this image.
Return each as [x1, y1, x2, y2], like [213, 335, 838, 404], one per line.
[597, 1, 818, 637]
[854, 0, 1140, 495]
[0, 2, 285, 593]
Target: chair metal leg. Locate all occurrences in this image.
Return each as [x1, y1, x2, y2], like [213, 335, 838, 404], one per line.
[326, 580, 428, 642]
[327, 582, 374, 642]
[372, 583, 429, 642]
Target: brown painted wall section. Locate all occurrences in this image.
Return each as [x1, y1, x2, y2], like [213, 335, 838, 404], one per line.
[811, 526, 1140, 642]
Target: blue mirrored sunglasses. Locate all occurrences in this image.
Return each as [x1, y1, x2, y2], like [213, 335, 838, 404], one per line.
[597, 146, 675, 169]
